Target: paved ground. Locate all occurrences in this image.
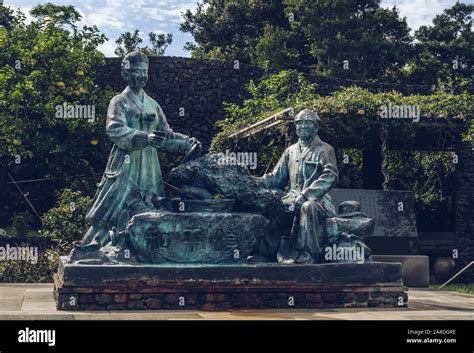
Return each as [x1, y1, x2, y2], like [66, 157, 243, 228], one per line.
[0, 284, 472, 320]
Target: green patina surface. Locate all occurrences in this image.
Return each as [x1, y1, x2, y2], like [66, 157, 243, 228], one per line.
[67, 53, 375, 266]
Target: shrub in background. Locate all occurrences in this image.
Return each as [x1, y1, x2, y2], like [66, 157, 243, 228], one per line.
[41, 189, 92, 254]
[0, 248, 59, 283]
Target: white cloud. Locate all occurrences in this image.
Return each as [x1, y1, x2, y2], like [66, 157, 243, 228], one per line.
[381, 0, 462, 31]
[83, 11, 124, 30]
[97, 40, 118, 57]
[152, 29, 167, 35]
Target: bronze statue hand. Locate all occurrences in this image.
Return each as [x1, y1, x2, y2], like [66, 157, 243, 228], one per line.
[148, 131, 167, 148]
[292, 194, 307, 214]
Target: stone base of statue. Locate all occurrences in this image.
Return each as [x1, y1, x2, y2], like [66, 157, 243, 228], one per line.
[54, 257, 407, 310]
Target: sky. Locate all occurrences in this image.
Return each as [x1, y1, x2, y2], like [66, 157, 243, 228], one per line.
[3, 0, 473, 58]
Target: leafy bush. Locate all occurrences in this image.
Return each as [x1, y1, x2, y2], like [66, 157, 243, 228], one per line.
[11, 211, 34, 227]
[41, 189, 92, 253]
[0, 248, 60, 283]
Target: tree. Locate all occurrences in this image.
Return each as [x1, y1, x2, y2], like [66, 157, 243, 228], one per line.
[181, 0, 413, 81]
[0, 3, 16, 29]
[284, 0, 413, 80]
[406, 2, 474, 89]
[181, 0, 288, 63]
[148, 32, 173, 56]
[114, 30, 143, 57]
[114, 30, 173, 57]
[29, 3, 81, 26]
[253, 24, 309, 70]
[0, 3, 112, 219]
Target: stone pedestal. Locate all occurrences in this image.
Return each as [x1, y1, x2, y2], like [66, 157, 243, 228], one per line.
[54, 257, 408, 310]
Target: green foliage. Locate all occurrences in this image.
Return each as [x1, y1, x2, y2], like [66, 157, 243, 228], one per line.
[243, 136, 286, 176]
[0, 227, 18, 237]
[284, 0, 413, 80]
[148, 32, 173, 56]
[211, 70, 473, 152]
[387, 151, 457, 231]
[30, 3, 81, 25]
[0, 3, 115, 208]
[253, 24, 305, 70]
[114, 30, 173, 57]
[41, 189, 92, 253]
[336, 148, 363, 189]
[210, 70, 318, 151]
[0, 248, 59, 283]
[182, 1, 473, 86]
[464, 119, 474, 146]
[182, 0, 413, 81]
[181, 0, 288, 63]
[0, 3, 15, 28]
[11, 211, 34, 227]
[407, 3, 474, 89]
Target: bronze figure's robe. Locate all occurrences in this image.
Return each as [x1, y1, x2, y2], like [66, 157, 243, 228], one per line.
[261, 134, 339, 257]
[86, 87, 192, 235]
